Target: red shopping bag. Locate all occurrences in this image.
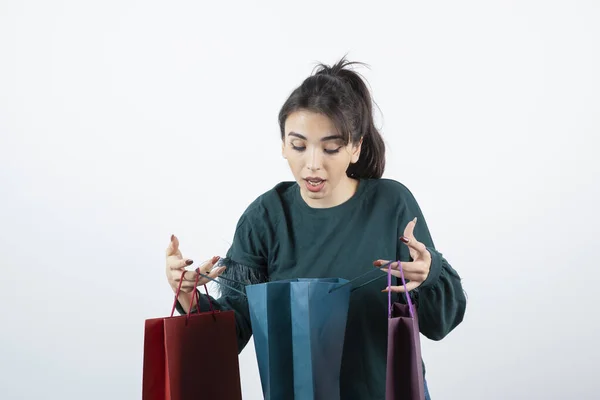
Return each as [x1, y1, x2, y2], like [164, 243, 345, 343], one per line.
[385, 261, 425, 400]
[142, 271, 242, 400]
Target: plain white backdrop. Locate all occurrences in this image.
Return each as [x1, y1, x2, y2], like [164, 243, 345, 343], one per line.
[1, 1, 598, 399]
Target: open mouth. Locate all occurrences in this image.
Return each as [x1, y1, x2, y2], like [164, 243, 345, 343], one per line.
[304, 177, 326, 192]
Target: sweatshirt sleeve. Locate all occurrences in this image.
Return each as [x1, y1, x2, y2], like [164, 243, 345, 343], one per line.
[397, 189, 467, 341]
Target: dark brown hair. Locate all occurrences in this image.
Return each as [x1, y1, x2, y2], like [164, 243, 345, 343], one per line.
[278, 57, 386, 179]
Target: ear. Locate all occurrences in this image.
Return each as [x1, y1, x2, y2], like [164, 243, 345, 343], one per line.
[350, 137, 363, 164]
[281, 140, 287, 159]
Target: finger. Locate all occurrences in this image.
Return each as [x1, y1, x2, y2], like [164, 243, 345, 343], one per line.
[383, 267, 428, 282]
[208, 266, 227, 279]
[382, 280, 420, 293]
[166, 234, 181, 257]
[173, 270, 198, 282]
[172, 275, 198, 293]
[379, 261, 421, 273]
[409, 249, 418, 261]
[171, 256, 225, 286]
[179, 280, 198, 289]
[196, 266, 227, 286]
[400, 219, 418, 261]
[173, 260, 225, 285]
[400, 235, 428, 258]
[197, 265, 226, 280]
[196, 256, 221, 275]
[373, 260, 399, 268]
[168, 256, 194, 270]
[179, 285, 197, 293]
[403, 217, 417, 239]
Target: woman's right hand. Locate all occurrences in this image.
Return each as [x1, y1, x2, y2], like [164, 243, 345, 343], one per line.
[165, 235, 226, 309]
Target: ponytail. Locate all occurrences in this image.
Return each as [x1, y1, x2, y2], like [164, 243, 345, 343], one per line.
[335, 65, 386, 179]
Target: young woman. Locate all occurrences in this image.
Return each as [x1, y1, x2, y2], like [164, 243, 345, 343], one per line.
[165, 58, 466, 399]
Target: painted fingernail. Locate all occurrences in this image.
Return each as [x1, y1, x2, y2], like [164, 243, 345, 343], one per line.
[212, 256, 220, 263]
[400, 236, 409, 243]
[171, 234, 175, 241]
[185, 259, 193, 265]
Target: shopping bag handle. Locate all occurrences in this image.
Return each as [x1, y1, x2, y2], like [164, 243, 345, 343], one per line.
[170, 270, 199, 318]
[328, 261, 414, 318]
[387, 261, 414, 318]
[170, 270, 218, 320]
[184, 260, 411, 318]
[196, 269, 248, 297]
[328, 262, 391, 294]
[169, 261, 256, 300]
[200, 263, 376, 297]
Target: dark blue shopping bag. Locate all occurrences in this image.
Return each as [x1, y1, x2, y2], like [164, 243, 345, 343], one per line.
[246, 278, 352, 400]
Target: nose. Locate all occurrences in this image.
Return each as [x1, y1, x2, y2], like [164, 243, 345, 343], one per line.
[306, 147, 322, 171]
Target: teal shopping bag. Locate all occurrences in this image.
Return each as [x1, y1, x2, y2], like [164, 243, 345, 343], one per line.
[246, 278, 351, 400]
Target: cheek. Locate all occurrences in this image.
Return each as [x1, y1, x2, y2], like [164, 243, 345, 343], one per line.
[325, 158, 349, 178]
[284, 154, 304, 172]
[336, 153, 353, 169]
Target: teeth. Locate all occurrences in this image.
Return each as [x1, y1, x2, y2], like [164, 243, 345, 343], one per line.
[308, 180, 322, 186]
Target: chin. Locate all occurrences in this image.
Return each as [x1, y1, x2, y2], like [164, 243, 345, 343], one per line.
[298, 184, 328, 200]
[306, 190, 326, 198]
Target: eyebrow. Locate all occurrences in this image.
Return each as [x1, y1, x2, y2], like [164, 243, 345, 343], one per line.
[288, 132, 344, 142]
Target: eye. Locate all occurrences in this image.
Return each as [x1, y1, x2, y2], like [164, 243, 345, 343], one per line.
[324, 146, 342, 155]
[291, 144, 305, 152]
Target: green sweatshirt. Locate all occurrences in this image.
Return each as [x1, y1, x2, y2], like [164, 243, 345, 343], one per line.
[177, 178, 466, 399]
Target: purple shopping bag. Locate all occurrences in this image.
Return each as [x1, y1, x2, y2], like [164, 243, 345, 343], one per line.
[385, 261, 425, 400]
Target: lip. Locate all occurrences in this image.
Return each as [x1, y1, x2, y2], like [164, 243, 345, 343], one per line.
[304, 177, 326, 193]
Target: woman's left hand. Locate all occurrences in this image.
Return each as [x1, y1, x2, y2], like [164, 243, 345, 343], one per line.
[373, 217, 432, 292]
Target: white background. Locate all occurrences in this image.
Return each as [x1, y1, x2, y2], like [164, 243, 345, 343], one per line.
[1, 1, 598, 399]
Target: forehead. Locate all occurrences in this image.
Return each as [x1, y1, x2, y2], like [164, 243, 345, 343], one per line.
[284, 110, 339, 139]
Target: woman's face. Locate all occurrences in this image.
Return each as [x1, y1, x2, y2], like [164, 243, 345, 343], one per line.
[282, 110, 362, 208]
